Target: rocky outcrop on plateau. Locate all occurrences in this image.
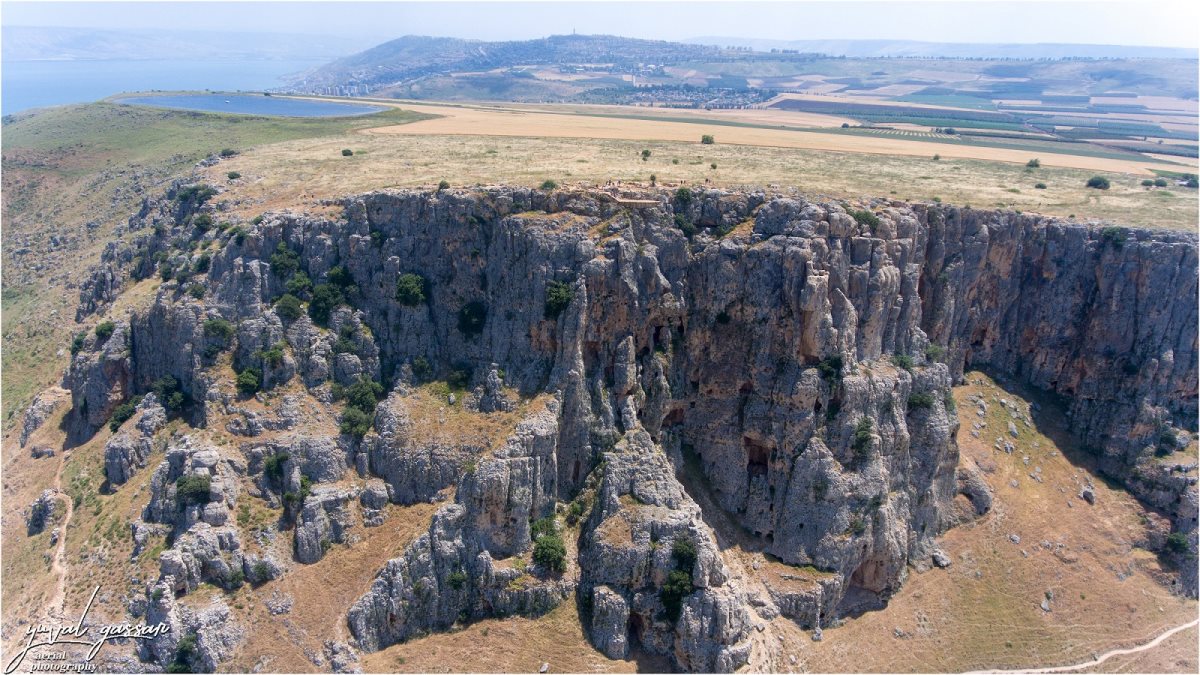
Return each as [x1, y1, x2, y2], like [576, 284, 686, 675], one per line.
[64, 183, 1198, 671]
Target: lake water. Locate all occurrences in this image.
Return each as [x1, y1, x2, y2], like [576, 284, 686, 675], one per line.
[1, 58, 327, 115]
[118, 93, 386, 117]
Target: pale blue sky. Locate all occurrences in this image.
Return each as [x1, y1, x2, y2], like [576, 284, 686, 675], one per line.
[3, 1, 1198, 48]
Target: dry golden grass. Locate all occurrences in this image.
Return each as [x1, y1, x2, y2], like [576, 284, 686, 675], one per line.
[788, 372, 1198, 673]
[359, 101, 1178, 175]
[358, 601, 649, 674]
[205, 129, 1198, 233]
[223, 500, 440, 673]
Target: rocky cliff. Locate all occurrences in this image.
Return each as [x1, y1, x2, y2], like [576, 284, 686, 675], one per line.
[63, 184, 1197, 671]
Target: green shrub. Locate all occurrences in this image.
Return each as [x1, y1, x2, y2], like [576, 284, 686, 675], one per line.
[438, 180, 450, 191]
[448, 570, 468, 590]
[225, 570, 245, 590]
[544, 280, 574, 319]
[203, 318, 235, 343]
[675, 187, 693, 204]
[1099, 226, 1126, 249]
[659, 569, 694, 621]
[227, 171, 241, 180]
[219, 148, 238, 158]
[817, 355, 843, 382]
[176, 475, 212, 506]
[345, 377, 384, 416]
[566, 499, 586, 525]
[1086, 176, 1110, 190]
[925, 344, 945, 360]
[395, 273, 427, 306]
[251, 561, 272, 584]
[269, 243, 301, 278]
[641, 149, 651, 161]
[907, 392, 936, 410]
[175, 184, 217, 206]
[340, 407, 373, 438]
[894, 353, 914, 371]
[274, 294, 303, 321]
[1154, 178, 1168, 187]
[167, 633, 198, 673]
[95, 321, 116, 342]
[672, 536, 697, 571]
[674, 213, 697, 238]
[531, 516, 557, 540]
[446, 366, 471, 390]
[1026, 158, 1040, 168]
[849, 209, 880, 231]
[533, 533, 567, 573]
[264, 452, 289, 483]
[70, 332, 86, 355]
[412, 356, 433, 382]
[187, 284, 206, 299]
[327, 265, 354, 288]
[342, 148, 354, 157]
[1141, 179, 1155, 187]
[700, 134, 714, 145]
[710, 163, 717, 170]
[108, 395, 144, 432]
[852, 417, 873, 458]
[192, 214, 214, 231]
[308, 284, 345, 326]
[152, 375, 187, 412]
[541, 179, 558, 190]
[457, 301, 488, 336]
[236, 368, 261, 396]
[932, 154, 940, 161]
[1035, 182, 1047, 189]
[230, 226, 248, 245]
[286, 270, 312, 298]
[1166, 532, 1190, 554]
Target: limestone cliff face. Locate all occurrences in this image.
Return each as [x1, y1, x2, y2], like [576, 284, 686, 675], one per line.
[66, 186, 1198, 670]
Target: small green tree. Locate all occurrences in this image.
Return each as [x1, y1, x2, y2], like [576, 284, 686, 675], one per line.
[1035, 182, 1047, 189]
[641, 149, 651, 161]
[1166, 532, 1190, 554]
[701, 134, 714, 144]
[274, 294, 303, 321]
[340, 407, 373, 438]
[541, 179, 558, 190]
[341, 148, 353, 157]
[852, 417, 873, 458]
[236, 368, 261, 395]
[1086, 176, 1111, 190]
[176, 475, 212, 506]
[227, 171, 241, 180]
[438, 180, 450, 191]
[544, 280, 574, 319]
[269, 243, 301, 278]
[533, 533, 567, 573]
[659, 569, 694, 621]
[95, 321, 116, 342]
[1154, 178, 1168, 187]
[894, 353, 914, 371]
[395, 273, 427, 306]
[1026, 158, 1040, 168]
[672, 536, 698, 571]
[907, 392, 935, 410]
[308, 284, 345, 326]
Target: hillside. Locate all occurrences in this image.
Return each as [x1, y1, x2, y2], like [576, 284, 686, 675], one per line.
[3, 178, 1196, 672]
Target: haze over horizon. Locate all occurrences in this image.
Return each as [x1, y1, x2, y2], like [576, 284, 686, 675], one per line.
[3, 0, 1199, 50]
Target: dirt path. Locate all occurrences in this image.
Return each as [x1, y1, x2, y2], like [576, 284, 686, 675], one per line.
[46, 449, 74, 620]
[966, 618, 1200, 674]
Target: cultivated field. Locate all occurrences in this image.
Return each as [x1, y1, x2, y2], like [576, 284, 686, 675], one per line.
[357, 99, 1187, 175]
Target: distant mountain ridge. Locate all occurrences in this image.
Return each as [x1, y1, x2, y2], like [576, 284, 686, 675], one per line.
[685, 36, 1199, 59]
[2, 26, 363, 61]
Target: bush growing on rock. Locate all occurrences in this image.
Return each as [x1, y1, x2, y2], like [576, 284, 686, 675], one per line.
[203, 318, 235, 343]
[175, 184, 217, 207]
[264, 452, 289, 483]
[236, 368, 261, 395]
[659, 569, 694, 622]
[340, 408, 372, 438]
[849, 209, 880, 232]
[533, 532, 567, 573]
[308, 284, 345, 326]
[540, 179, 558, 190]
[907, 392, 936, 410]
[285, 271, 312, 298]
[108, 395, 144, 432]
[1166, 532, 1190, 554]
[152, 375, 187, 412]
[1099, 226, 1126, 249]
[544, 280, 574, 319]
[70, 332, 86, 355]
[176, 475, 212, 506]
[166, 633, 198, 673]
[269, 243, 301, 278]
[95, 321, 115, 342]
[674, 213, 696, 238]
[345, 377, 384, 416]
[192, 214, 214, 231]
[817, 355, 843, 382]
[672, 536, 697, 571]
[852, 417, 874, 460]
[448, 570, 468, 590]
[394, 273, 427, 306]
[893, 353, 914, 371]
[274, 294, 303, 322]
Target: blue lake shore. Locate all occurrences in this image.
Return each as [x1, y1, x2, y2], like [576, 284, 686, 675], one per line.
[116, 93, 387, 117]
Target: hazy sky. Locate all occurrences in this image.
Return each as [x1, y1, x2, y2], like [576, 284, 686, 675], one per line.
[3, 0, 1198, 48]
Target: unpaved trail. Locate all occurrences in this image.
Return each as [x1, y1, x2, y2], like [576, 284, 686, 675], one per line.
[46, 449, 74, 621]
[966, 618, 1200, 674]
